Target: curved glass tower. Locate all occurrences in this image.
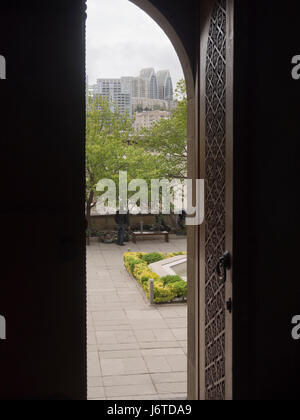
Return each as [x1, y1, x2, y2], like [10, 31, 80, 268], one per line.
[140, 68, 158, 99]
[156, 70, 174, 102]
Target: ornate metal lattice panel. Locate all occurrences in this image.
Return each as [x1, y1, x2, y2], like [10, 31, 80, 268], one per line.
[205, 0, 227, 400]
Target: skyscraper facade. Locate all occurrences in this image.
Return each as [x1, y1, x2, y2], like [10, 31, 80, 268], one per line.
[156, 70, 174, 102]
[89, 69, 174, 117]
[92, 78, 132, 118]
[139, 68, 158, 99]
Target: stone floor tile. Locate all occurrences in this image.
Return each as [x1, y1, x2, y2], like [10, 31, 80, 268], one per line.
[99, 349, 141, 359]
[100, 358, 124, 376]
[166, 355, 187, 372]
[151, 372, 187, 384]
[130, 320, 168, 330]
[98, 343, 140, 352]
[101, 357, 148, 376]
[87, 332, 97, 345]
[159, 394, 187, 401]
[126, 310, 163, 320]
[88, 377, 103, 387]
[105, 384, 156, 398]
[153, 329, 177, 341]
[92, 310, 126, 323]
[133, 330, 156, 342]
[155, 382, 187, 394]
[96, 331, 117, 344]
[141, 348, 184, 357]
[139, 341, 181, 349]
[165, 318, 187, 329]
[88, 387, 105, 399]
[144, 356, 173, 373]
[87, 352, 101, 377]
[170, 328, 187, 341]
[122, 357, 148, 375]
[106, 395, 160, 401]
[103, 374, 152, 387]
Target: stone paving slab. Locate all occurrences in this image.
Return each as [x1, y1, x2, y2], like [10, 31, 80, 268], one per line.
[87, 238, 187, 401]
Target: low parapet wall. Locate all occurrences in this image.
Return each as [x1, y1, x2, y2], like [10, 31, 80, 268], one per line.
[90, 214, 177, 232]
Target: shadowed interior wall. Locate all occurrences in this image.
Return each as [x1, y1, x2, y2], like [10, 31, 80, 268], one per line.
[0, 0, 87, 399]
[233, 0, 300, 400]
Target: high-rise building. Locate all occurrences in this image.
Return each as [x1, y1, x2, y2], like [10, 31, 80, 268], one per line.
[157, 70, 174, 102]
[121, 74, 153, 99]
[139, 68, 158, 99]
[121, 69, 174, 104]
[89, 69, 174, 117]
[120, 76, 146, 99]
[120, 77, 135, 95]
[92, 78, 132, 118]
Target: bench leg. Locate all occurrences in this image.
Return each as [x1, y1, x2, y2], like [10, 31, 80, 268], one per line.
[132, 235, 136, 244]
[165, 234, 169, 243]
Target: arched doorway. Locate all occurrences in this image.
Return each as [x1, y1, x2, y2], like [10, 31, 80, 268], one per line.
[86, 0, 197, 401]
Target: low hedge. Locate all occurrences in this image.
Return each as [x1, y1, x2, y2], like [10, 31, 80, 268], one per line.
[124, 252, 187, 303]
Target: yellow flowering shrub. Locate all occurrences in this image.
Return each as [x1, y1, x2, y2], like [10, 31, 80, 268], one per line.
[124, 251, 187, 303]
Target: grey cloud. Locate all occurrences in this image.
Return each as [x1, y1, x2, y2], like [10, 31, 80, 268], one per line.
[86, 0, 184, 87]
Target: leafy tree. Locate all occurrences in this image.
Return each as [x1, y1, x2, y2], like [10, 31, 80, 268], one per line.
[86, 95, 159, 239]
[139, 79, 187, 180]
[86, 95, 131, 233]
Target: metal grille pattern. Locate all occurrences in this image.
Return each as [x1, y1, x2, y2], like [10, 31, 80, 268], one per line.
[205, 0, 227, 400]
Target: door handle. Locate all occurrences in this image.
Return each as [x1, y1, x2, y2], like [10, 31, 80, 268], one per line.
[216, 251, 231, 284]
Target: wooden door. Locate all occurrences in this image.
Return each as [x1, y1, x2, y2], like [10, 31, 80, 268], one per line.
[199, 0, 233, 400]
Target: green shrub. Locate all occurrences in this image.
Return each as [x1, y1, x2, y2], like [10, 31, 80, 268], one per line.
[141, 252, 164, 265]
[141, 274, 151, 284]
[136, 253, 146, 259]
[124, 252, 188, 303]
[161, 275, 187, 298]
[154, 285, 177, 303]
[170, 280, 187, 298]
[126, 256, 140, 274]
[161, 275, 184, 285]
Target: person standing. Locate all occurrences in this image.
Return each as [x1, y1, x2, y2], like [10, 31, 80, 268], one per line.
[177, 209, 186, 231]
[115, 211, 130, 246]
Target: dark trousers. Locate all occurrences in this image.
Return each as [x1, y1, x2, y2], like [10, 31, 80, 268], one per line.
[117, 224, 126, 245]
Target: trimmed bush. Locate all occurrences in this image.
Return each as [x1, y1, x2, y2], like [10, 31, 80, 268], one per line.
[124, 252, 187, 304]
[161, 275, 184, 285]
[161, 275, 187, 299]
[153, 281, 178, 303]
[171, 281, 187, 298]
[141, 252, 164, 265]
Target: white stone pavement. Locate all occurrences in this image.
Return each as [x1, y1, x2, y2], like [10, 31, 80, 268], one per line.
[87, 238, 187, 400]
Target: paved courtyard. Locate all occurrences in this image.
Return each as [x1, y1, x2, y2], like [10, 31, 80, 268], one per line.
[87, 238, 188, 400]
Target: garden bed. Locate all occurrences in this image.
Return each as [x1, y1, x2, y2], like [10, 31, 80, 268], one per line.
[124, 252, 187, 304]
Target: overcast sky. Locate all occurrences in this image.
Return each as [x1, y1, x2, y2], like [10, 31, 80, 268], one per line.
[86, 0, 184, 88]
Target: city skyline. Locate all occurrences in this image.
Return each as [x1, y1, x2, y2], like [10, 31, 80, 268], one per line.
[89, 66, 175, 118]
[86, 0, 184, 88]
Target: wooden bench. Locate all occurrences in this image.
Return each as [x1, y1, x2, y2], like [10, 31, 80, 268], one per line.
[131, 231, 169, 244]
